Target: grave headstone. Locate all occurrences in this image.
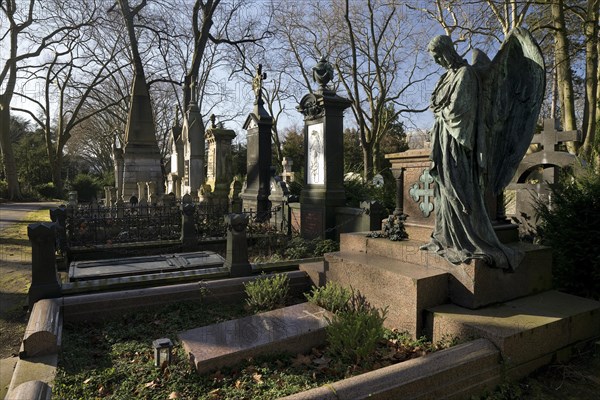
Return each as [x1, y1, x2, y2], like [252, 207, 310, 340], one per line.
[205, 114, 236, 208]
[240, 65, 273, 221]
[120, 73, 163, 197]
[167, 107, 184, 197]
[507, 118, 581, 229]
[181, 81, 205, 195]
[179, 302, 332, 375]
[297, 57, 352, 239]
[281, 157, 295, 182]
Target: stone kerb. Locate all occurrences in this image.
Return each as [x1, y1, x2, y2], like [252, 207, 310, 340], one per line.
[20, 299, 62, 358]
[281, 338, 501, 400]
[5, 380, 52, 400]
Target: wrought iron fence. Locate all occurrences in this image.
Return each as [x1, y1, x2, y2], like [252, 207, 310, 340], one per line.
[66, 203, 181, 247]
[64, 200, 292, 248]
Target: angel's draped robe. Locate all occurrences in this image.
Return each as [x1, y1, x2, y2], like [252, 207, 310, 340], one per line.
[425, 64, 520, 270]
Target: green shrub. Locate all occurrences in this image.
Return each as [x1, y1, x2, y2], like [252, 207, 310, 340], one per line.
[244, 273, 290, 313]
[312, 239, 339, 256]
[305, 282, 351, 313]
[284, 237, 310, 259]
[325, 289, 388, 364]
[0, 180, 8, 198]
[34, 182, 62, 199]
[535, 166, 600, 299]
[70, 173, 101, 202]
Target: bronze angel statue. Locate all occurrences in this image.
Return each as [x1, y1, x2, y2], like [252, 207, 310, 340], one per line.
[420, 28, 545, 270]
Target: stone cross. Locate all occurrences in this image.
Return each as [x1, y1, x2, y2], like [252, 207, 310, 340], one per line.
[409, 169, 435, 217]
[533, 118, 580, 152]
[530, 118, 581, 183]
[252, 64, 267, 102]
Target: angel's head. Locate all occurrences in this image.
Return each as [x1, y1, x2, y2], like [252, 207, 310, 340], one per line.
[428, 35, 464, 69]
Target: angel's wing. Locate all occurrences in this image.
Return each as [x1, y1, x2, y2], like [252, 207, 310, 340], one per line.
[479, 28, 545, 195]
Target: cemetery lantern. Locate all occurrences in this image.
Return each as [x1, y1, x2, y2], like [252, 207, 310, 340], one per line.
[152, 338, 173, 367]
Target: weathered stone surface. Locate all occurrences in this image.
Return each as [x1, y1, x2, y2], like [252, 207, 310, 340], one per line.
[179, 303, 332, 375]
[281, 339, 501, 400]
[4, 380, 51, 400]
[20, 299, 62, 358]
[0, 357, 18, 399]
[62, 271, 311, 322]
[27, 222, 61, 308]
[6, 354, 57, 397]
[426, 290, 600, 375]
[69, 251, 223, 281]
[338, 233, 552, 309]
[325, 251, 448, 336]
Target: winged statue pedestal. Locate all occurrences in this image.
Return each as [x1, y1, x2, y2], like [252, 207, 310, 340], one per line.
[386, 149, 519, 244]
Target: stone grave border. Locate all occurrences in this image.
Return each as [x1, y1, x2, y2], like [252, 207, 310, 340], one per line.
[4, 267, 518, 400]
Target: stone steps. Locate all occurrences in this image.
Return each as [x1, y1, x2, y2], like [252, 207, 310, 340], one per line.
[425, 290, 600, 378]
[339, 232, 553, 309]
[324, 251, 448, 337]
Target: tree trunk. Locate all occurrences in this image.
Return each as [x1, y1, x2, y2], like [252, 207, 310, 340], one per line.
[580, 0, 599, 159]
[551, 0, 578, 153]
[362, 142, 374, 181]
[50, 150, 64, 195]
[272, 127, 283, 173]
[0, 102, 21, 199]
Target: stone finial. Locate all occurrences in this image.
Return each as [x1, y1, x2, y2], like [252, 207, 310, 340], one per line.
[210, 114, 217, 129]
[174, 105, 180, 127]
[312, 56, 334, 90]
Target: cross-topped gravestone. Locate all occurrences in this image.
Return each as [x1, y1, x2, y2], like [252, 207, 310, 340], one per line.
[240, 65, 273, 221]
[507, 118, 581, 234]
[533, 118, 580, 153]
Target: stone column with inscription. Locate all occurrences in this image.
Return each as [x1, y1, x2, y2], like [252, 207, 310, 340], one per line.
[297, 57, 351, 240]
[240, 65, 273, 221]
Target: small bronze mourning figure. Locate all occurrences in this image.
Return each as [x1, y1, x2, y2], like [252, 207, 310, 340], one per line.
[420, 29, 545, 270]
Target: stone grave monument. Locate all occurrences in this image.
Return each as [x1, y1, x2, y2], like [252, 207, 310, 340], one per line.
[240, 65, 273, 220]
[507, 118, 581, 227]
[205, 114, 236, 208]
[296, 56, 351, 239]
[166, 107, 184, 198]
[317, 31, 600, 383]
[181, 82, 205, 196]
[119, 73, 164, 198]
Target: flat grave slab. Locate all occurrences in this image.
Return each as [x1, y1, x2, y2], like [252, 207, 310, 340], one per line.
[179, 302, 332, 375]
[69, 251, 224, 281]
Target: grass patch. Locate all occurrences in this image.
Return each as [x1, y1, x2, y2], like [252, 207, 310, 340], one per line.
[0, 208, 52, 263]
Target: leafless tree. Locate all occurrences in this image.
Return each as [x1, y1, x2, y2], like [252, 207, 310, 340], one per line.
[0, 0, 95, 199]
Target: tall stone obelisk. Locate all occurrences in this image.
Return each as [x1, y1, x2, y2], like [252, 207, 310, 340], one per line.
[121, 73, 164, 199]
